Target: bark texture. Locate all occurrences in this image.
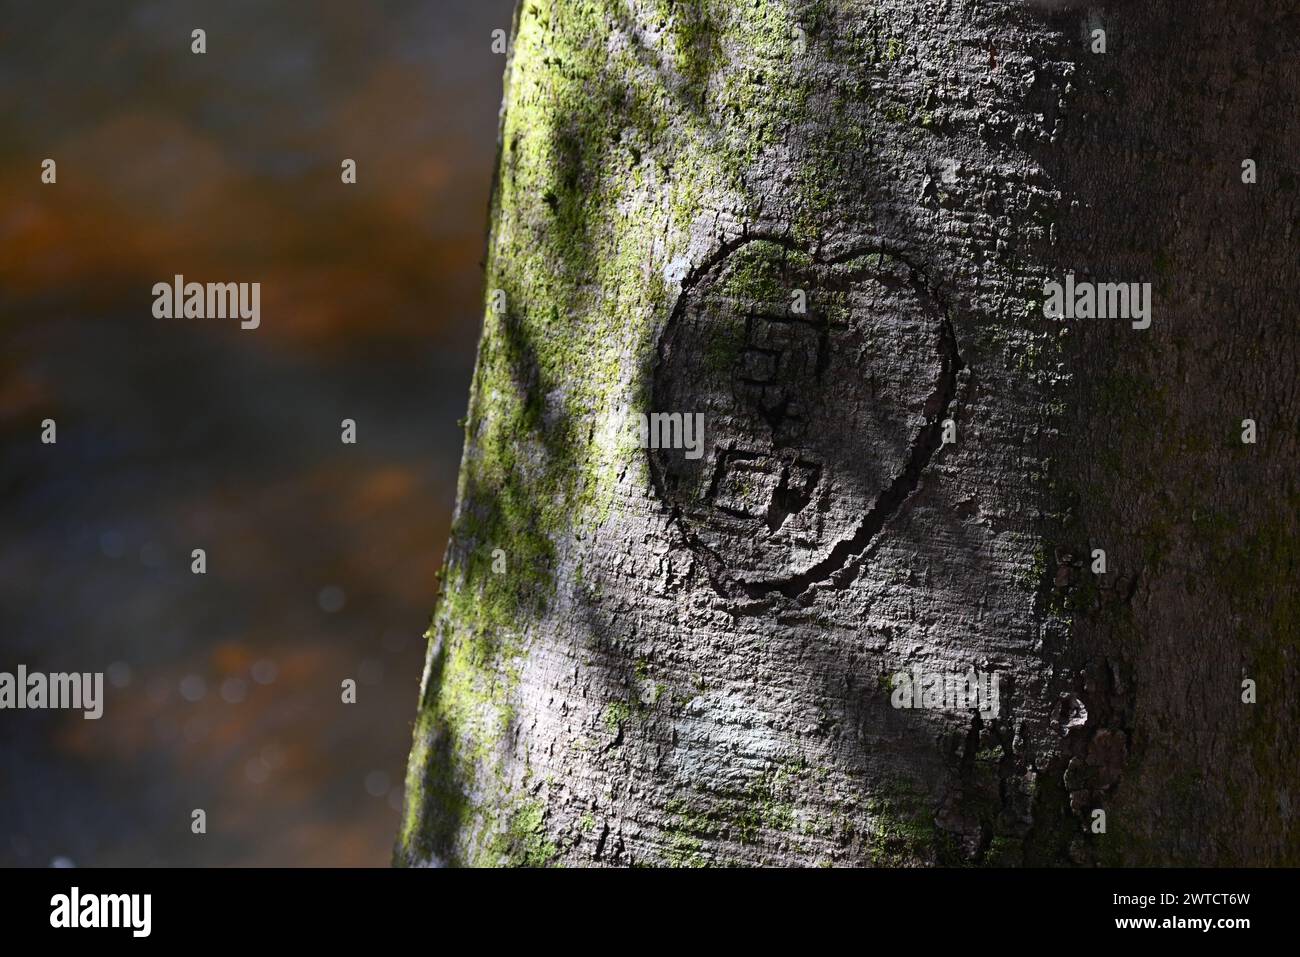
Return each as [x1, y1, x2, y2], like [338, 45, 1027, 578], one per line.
[398, 0, 1299, 866]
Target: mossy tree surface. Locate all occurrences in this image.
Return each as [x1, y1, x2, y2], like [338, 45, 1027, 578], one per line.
[397, 0, 1299, 866]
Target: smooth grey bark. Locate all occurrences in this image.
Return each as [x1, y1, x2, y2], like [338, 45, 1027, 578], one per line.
[397, 0, 1299, 866]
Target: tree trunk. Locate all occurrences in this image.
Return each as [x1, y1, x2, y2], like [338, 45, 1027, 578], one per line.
[397, 0, 1299, 867]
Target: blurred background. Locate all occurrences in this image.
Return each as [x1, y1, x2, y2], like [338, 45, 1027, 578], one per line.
[0, 0, 515, 866]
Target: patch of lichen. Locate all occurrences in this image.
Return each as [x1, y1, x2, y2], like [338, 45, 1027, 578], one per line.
[601, 699, 632, 733]
[488, 799, 559, 867]
[725, 241, 798, 304]
[700, 240, 830, 380]
[657, 764, 807, 865]
[778, 6, 946, 240]
[397, 707, 462, 864]
[864, 789, 966, 866]
[659, 770, 980, 867]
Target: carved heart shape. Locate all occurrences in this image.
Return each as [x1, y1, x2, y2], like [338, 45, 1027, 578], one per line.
[648, 236, 961, 600]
